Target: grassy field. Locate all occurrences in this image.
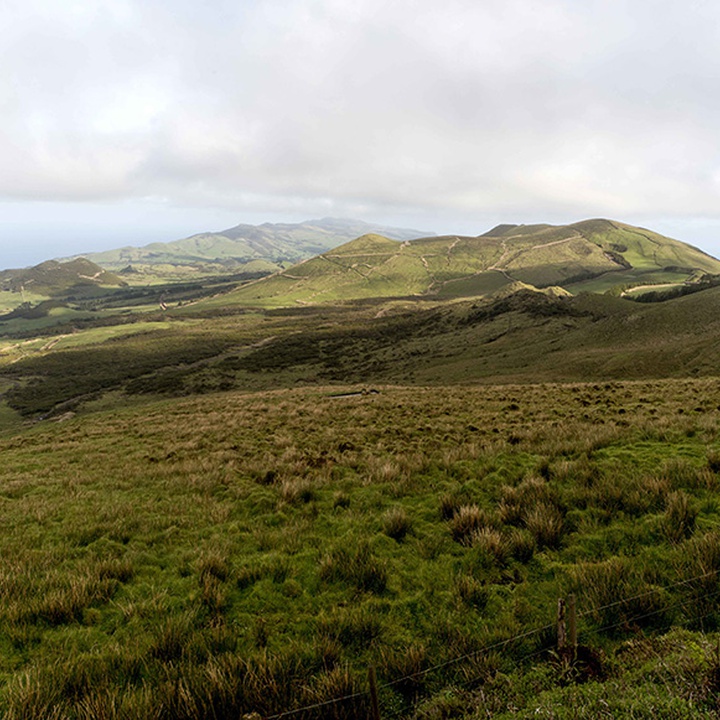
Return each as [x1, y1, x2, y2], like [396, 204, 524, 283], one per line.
[2, 379, 720, 718]
[4, 224, 720, 717]
[8, 286, 720, 424]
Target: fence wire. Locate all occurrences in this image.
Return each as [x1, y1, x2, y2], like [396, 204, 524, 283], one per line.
[264, 567, 720, 720]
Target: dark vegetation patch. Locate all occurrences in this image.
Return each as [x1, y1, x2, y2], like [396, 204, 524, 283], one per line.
[8, 284, 720, 418]
[3, 330, 240, 416]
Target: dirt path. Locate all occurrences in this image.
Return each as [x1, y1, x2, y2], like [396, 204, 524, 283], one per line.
[621, 283, 682, 296]
[445, 237, 461, 265]
[528, 233, 581, 251]
[487, 240, 516, 282]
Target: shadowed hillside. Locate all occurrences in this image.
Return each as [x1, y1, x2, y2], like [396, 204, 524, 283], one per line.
[7, 285, 720, 419]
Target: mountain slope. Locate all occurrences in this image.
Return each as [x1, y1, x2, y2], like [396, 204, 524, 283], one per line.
[74, 217, 432, 271]
[0, 258, 124, 296]
[211, 219, 720, 308]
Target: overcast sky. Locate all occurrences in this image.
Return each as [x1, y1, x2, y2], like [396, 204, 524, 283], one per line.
[2, 0, 720, 267]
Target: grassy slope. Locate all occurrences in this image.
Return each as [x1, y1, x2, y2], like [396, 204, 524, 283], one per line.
[2, 381, 720, 717]
[9, 286, 720, 421]
[4, 241, 720, 716]
[209, 220, 720, 309]
[79, 218, 431, 270]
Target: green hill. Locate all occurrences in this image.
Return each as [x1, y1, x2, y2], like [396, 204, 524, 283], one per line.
[0, 258, 124, 297]
[214, 219, 720, 308]
[73, 217, 432, 275]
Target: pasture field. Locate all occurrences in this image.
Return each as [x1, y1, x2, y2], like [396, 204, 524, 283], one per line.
[3, 379, 720, 717]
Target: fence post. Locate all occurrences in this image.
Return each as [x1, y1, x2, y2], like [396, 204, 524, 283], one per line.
[557, 597, 566, 653]
[368, 665, 381, 720]
[568, 594, 577, 661]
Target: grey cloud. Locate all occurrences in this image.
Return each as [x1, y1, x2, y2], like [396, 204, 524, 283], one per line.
[2, 0, 720, 232]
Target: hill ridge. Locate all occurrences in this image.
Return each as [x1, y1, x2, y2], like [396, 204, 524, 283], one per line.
[208, 218, 720, 308]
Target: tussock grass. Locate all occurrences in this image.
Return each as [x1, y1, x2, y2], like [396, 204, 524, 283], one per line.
[662, 490, 698, 544]
[2, 379, 720, 717]
[382, 506, 412, 541]
[320, 541, 388, 594]
[450, 505, 498, 545]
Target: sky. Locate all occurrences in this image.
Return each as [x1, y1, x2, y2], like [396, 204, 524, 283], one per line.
[2, 0, 720, 267]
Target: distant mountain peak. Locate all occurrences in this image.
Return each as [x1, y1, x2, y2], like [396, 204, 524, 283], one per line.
[67, 218, 433, 273]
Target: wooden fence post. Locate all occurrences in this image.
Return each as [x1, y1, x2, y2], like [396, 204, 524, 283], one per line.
[368, 665, 381, 720]
[568, 594, 577, 661]
[557, 597, 566, 653]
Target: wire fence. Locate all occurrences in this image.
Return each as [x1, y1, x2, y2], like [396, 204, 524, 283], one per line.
[265, 567, 720, 720]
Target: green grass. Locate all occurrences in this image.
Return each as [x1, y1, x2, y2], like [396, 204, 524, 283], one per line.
[4, 219, 720, 716]
[0, 290, 51, 315]
[3, 380, 720, 716]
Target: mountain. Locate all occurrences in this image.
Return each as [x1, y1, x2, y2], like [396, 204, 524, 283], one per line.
[74, 217, 433, 272]
[213, 218, 720, 308]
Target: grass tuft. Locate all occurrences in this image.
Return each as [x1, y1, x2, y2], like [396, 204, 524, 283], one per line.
[382, 506, 412, 541]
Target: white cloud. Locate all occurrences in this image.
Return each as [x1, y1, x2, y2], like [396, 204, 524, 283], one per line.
[2, 0, 720, 263]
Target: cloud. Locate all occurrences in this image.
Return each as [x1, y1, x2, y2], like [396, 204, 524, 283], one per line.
[2, 0, 720, 227]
